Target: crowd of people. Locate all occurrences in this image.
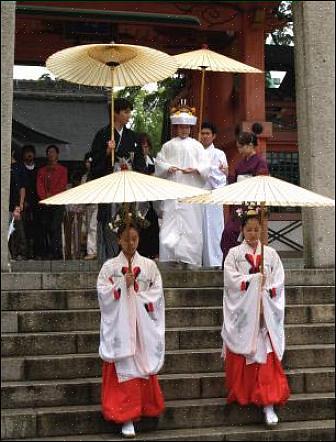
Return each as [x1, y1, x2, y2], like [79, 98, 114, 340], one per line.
[9, 98, 290, 437]
[9, 98, 269, 268]
[9, 144, 96, 261]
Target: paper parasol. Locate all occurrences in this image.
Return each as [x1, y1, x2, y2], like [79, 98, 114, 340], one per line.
[174, 45, 263, 138]
[46, 43, 178, 165]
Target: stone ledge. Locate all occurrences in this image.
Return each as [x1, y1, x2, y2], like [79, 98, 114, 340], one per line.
[1, 268, 335, 290]
[1, 419, 335, 441]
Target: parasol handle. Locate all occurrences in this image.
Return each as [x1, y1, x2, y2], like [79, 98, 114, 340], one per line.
[198, 67, 206, 141]
[124, 202, 132, 273]
[260, 202, 266, 276]
[110, 69, 115, 168]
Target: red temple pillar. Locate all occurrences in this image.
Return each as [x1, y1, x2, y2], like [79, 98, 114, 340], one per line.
[239, 10, 268, 148]
[238, 10, 271, 245]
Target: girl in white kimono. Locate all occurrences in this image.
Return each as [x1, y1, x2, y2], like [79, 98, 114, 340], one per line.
[97, 220, 165, 438]
[222, 206, 290, 426]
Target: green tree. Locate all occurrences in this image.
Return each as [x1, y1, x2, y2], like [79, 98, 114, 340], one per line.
[117, 75, 185, 155]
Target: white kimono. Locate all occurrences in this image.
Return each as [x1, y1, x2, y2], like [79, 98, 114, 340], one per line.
[97, 251, 165, 382]
[202, 144, 228, 267]
[221, 241, 285, 365]
[155, 136, 210, 266]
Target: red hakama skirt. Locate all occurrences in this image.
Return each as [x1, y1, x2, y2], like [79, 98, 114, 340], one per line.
[101, 362, 165, 423]
[225, 349, 290, 406]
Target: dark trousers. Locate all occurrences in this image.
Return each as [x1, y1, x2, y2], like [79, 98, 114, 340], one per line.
[97, 221, 120, 266]
[22, 204, 43, 258]
[138, 203, 160, 259]
[39, 205, 65, 259]
[8, 215, 27, 259]
[64, 212, 83, 260]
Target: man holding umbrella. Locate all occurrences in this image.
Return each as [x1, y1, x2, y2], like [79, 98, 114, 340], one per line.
[90, 98, 146, 264]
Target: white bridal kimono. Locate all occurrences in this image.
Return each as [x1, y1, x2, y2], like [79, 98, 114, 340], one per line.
[222, 241, 285, 365]
[155, 136, 210, 266]
[202, 143, 228, 267]
[97, 251, 165, 382]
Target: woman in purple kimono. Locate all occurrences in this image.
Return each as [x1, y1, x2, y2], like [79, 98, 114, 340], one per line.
[220, 123, 269, 266]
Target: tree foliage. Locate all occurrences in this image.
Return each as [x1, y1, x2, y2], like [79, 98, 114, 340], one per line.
[117, 75, 185, 155]
[269, 1, 293, 46]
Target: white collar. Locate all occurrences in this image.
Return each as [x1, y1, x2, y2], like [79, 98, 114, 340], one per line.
[204, 143, 215, 151]
[243, 239, 262, 255]
[24, 163, 35, 170]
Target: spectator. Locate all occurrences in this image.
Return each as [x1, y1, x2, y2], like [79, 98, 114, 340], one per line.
[137, 133, 160, 259]
[220, 123, 269, 265]
[64, 170, 84, 260]
[37, 145, 68, 260]
[21, 144, 42, 259]
[81, 152, 98, 260]
[9, 148, 27, 260]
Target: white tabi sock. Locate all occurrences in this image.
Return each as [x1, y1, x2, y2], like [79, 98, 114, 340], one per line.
[263, 405, 279, 425]
[121, 420, 135, 438]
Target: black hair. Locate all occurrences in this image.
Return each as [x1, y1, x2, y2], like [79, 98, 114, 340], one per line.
[21, 144, 36, 156]
[138, 132, 153, 149]
[46, 144, 59, 155]
[109, 97, 133, 115]
[236, 122, 263, 147]
[117, 221, 141, 238]
[241, 212, 261, 228]
[201, 122, 217, 135]
[70, 169, 83, 186]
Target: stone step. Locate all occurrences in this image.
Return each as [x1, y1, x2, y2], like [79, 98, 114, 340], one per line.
[2, 344, 334, 382]
[7, 257, 305, 273]
[1, 286, 334, 311]
[2, 367, 334, 410]
[1, 286, 335, 311]
[2, 268, 334, 291]
[1, 393, 334, 439]
[2, 419, 334, 441]
[2, 323, 334, 357]
[2, 303, 334, 334]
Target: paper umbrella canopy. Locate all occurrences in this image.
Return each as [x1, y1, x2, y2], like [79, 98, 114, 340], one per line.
[40, 170, 209, 205]
[181, 175, 335, 207]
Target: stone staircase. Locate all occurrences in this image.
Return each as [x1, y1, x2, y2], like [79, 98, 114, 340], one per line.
[1, 268, 335, 440]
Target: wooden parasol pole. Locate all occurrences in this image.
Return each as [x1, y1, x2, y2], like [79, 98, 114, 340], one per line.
[123, 202, 132, 273]
[260, 201, 266, 276]
[254, 201, 266, 353]
[198, 67, 206, 141]
[110, 68, 115, 168]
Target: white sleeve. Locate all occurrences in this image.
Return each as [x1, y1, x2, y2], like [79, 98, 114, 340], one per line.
[224, 248, 258, 292]
[155, 144, 173, 178]
[97, 260, 123, 318]
[207, 150, 227, 189]
[136, 261, 164, 304]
